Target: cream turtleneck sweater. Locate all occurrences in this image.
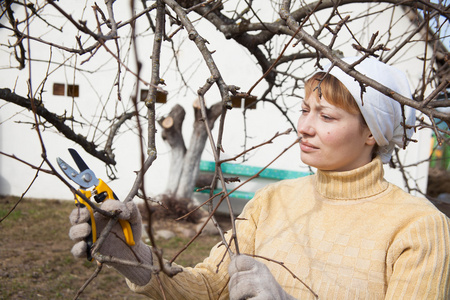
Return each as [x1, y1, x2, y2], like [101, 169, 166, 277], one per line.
[129, 157, 450, 299]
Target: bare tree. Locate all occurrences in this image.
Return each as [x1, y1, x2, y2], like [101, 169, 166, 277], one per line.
[0, 0, 449, 296]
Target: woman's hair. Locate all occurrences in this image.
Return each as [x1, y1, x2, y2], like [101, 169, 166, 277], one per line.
[305, 72, 361, 115]
[305, 72, 379, 157]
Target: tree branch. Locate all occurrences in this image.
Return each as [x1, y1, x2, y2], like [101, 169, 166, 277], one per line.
[0, 88, 115, 165]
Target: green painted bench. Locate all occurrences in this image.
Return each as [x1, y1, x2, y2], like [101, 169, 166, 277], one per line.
[195, 160, 311, 200]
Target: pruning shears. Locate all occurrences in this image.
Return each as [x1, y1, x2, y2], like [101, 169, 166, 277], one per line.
[57, 148, 135, 261]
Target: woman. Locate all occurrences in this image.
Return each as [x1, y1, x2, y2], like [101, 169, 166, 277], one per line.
[69, 57, 450, 299]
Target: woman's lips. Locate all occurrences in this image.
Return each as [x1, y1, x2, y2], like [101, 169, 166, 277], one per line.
[300, 141, 318, 152]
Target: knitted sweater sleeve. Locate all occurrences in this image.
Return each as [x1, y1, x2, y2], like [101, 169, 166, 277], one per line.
[126, 190, 264, 299]
[385, 212, 450, 299]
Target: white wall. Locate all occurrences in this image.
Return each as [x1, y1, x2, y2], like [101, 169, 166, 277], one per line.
[0, 1, 433, 203]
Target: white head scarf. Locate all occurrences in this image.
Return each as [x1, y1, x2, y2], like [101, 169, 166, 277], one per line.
[323, 57, 416, 164]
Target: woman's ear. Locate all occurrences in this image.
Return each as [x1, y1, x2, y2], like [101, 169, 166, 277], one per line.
[365, 132, 377, 146]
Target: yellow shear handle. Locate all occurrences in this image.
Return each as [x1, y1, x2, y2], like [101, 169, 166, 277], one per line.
[96, 179, 135, 246]
[75, 190, 96, 262]
[75, 190, 96, 243]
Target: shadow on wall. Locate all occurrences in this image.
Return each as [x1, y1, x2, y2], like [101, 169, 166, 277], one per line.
[0, 173, 11, 196]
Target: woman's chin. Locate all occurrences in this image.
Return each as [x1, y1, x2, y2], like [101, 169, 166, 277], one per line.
[300, 152, 318, 168]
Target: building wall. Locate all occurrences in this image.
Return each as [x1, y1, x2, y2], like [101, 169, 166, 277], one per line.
[0, 2, 433, 203]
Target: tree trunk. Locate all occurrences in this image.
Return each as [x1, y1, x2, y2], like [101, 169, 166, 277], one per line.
[158, 104, 186, 195]
[160, 100, 222, 201]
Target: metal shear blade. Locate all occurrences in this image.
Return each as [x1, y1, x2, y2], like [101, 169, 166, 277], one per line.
[57, 149, 99, 189]
[68, 148, 89, 172]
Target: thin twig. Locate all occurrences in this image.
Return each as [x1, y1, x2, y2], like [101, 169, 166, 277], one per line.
[73, 263, 103, 300]
[250, 254, 319, 299]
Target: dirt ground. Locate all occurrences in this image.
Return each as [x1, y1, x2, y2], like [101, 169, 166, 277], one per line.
[427, 168, 450, 216]
[0, 196, 228, 300]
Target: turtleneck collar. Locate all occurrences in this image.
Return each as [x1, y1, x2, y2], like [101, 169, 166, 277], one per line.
[313, 156, 389, 200]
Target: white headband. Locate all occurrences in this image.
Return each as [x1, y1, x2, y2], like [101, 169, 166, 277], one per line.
[323, 57, 416, 164]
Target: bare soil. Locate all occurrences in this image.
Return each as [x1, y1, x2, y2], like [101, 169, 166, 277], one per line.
[427, 168, 450, 217]
[0, 196, 228, 300]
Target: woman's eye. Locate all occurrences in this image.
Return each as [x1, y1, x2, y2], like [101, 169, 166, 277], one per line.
[321, 114, 333, 120]
[300, 109, 309, 114]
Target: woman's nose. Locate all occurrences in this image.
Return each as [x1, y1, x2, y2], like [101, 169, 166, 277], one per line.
[297, 115, 315, 137]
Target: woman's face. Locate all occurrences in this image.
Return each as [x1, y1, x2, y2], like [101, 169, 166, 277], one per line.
[297, 94, 375, 172]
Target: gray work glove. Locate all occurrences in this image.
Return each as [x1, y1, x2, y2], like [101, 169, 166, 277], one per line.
[69, 200, 153, 286]
[228, 255, 296, 300]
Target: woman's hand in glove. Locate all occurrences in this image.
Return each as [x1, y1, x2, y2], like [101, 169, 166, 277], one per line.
[69, 200, 153, 286]
[228, 255, 296, 300]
